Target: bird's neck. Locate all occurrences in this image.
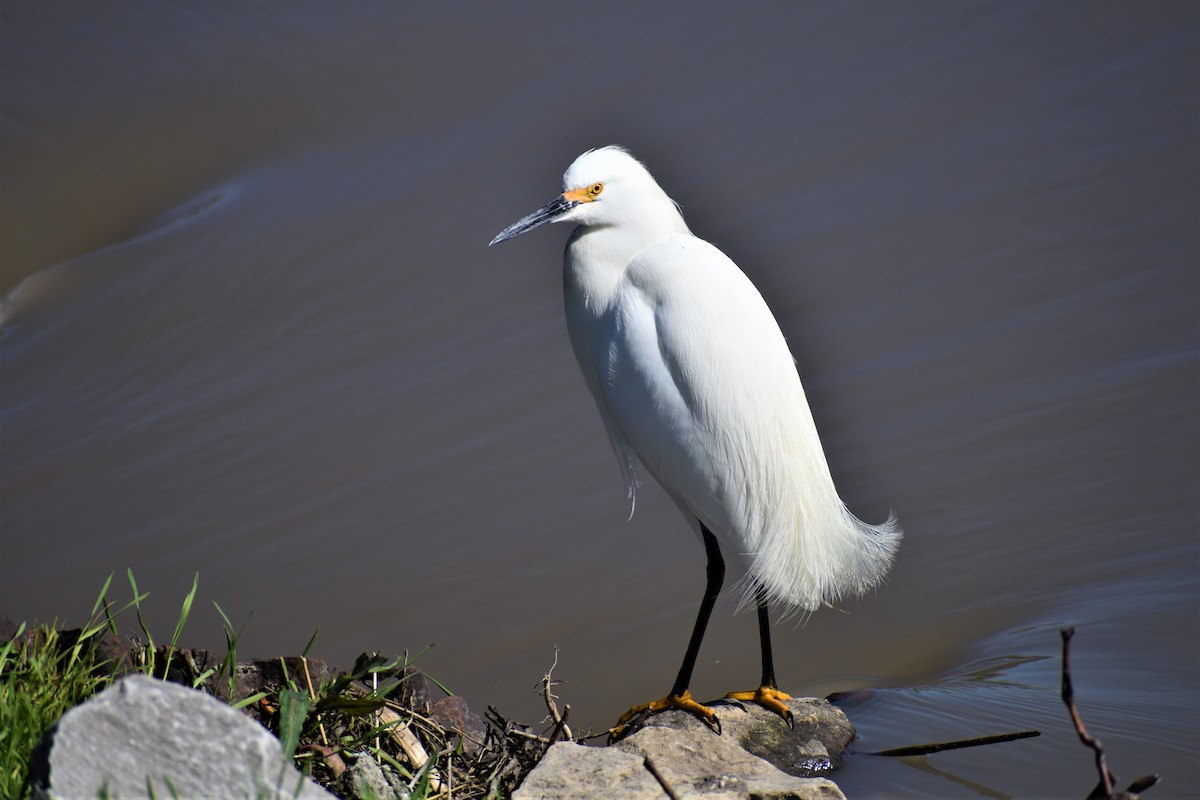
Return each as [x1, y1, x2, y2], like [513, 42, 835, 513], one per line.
[563, 211, 688, 313]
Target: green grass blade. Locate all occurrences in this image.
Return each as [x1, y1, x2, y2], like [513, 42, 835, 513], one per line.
[126, 569, 155, 665]
[376, 750, 409, 777]
[315, 695, 387, 716]
[170, 573, 200, 649]
[0, 621, 26, 676]
[232, 690, 270, 710]
[191, 667, 217, 688]
[424, 673, 453, 697]
[162, 573, 200, 681]
[277, 688, 311, 759]
[369, 676, 402, 699]
[213, 600, 235, 633]
[300, 628, 319, 659]
[409, 752, 436, 800]
[88, 572, 115, 625]
[211, 601, 250, 703]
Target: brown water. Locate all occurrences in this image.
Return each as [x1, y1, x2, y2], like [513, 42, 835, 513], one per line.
[2, 4, 1196, 797]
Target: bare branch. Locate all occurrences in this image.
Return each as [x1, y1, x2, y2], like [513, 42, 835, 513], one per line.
[870, 730, 1040, 757]
[1061, 627, 1159, 799]
[540, 647, 574, 743]
[1061, 627, 1117, 797]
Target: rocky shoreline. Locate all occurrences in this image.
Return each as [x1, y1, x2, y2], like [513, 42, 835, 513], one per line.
[17, 622, 857, 799]
[34, 672, 854, 800]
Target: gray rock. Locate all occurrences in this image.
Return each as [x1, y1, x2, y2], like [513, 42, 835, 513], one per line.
[514, 741, 665, 800]
[514, 697, 849, 799]
[31, 673, 334, 799]
[616, 726, 843, 800]
[342, 751, 401, 800]
[430, 694, 490, 756]
[398, 665, 438, 715]
[639, 697, 855, 777]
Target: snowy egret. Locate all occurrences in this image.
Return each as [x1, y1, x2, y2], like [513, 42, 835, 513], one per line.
[490, 146, 901, 737]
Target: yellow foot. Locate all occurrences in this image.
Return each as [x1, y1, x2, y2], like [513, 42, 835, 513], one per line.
[608, 689, 720, 742]
[724, 685, 795, 728]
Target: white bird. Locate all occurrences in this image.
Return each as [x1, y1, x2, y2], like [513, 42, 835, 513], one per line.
[490, 146, 900, 737]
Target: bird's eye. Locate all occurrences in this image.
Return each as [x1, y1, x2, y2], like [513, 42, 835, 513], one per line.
[588, 182, 604, 197]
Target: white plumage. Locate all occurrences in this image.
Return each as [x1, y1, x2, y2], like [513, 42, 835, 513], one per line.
[491, 145, 900, 733]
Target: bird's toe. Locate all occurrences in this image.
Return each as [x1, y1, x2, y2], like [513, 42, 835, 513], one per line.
[608, 689, 720, 742]
[723, 685, 794, 724]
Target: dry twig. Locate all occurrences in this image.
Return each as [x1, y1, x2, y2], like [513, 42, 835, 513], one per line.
[643, 756, 681, 800]
[540, 648, 574, 743]
[300, 655, 328, 747]
[1060, 627, 1159, 799]
[375, 703, 445, 791]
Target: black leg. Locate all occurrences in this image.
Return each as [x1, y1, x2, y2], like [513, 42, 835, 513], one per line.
[609, 522, 730, 740]
[753, 583, 778, 690]
[668, 523, 724, 699]
[737, 581, 792, 729]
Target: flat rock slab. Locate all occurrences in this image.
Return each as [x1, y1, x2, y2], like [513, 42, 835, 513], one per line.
[31, 674, 333, 799]
[515, 697, 851, 799]
[515, 741, 666, 800]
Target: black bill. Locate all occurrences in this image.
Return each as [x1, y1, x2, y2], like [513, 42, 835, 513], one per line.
[489, 194, 579, 246]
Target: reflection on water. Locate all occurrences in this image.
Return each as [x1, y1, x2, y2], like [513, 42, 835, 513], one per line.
[2, 4, 1196, 797]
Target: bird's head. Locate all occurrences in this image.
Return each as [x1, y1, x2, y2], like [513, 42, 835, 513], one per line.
[489, 146, 685, 246]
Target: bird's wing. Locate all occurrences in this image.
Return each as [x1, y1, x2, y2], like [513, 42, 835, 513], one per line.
[601, 234, 813, 544]
[563, 289, 643, 516]
[566, 232, 899, 609]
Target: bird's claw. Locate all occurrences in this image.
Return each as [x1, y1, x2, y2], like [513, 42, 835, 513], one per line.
[724, 685, 795, 728]
[608, 689, 721, 743]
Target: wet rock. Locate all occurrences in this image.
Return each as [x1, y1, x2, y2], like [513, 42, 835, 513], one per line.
[645, 696, 856, 777]
[515, 697, 850, 799]
[430, 694, 490, 755]
[30, 674, 333, 799]
[231, 655, 335, 704]
[399, 664, 439, 713]
[156, 646, 225, 693]
[1, 611, 20, 642]
[30, 626, 138, 676]
[91, 631, 139, 674]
